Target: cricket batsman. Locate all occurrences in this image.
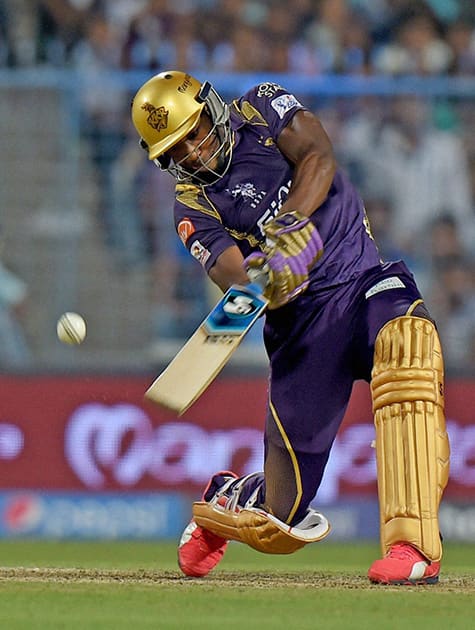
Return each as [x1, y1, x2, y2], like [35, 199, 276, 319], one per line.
[131, 71, 450, 585]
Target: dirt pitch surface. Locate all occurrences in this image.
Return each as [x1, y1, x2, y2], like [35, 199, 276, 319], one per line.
[0, 568, 474, 591]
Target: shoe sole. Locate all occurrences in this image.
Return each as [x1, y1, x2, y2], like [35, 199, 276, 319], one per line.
[369, 576, 439, 585]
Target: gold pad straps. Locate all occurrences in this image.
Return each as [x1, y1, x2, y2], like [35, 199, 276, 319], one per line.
[193, 502, 330, 554]
[371, 316, 450, 561]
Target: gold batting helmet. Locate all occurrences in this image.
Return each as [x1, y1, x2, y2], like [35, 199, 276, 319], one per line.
[131, 70, 232, 185]
[131, 71, 205, 161]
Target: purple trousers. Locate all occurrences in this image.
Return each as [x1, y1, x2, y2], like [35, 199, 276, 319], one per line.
[206, 261, 429, 525]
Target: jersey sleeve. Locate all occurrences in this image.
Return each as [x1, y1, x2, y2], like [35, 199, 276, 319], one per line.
[173, 185, 236, 274]
[236, 83, 306, 140]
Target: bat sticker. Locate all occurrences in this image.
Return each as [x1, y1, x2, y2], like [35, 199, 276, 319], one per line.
[144, 283, 268, 415]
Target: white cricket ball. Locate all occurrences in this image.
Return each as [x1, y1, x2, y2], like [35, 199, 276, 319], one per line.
[56, 312, 87, 345]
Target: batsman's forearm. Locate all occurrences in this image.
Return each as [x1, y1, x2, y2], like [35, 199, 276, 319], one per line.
[209, 244, 250, 292]
[280, 150, 336, 218]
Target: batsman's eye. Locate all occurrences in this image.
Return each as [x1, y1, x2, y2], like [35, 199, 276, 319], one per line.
[187, 127, 200, 141]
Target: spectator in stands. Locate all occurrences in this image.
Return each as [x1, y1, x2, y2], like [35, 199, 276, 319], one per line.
[71, 15, 129, 254]
[427, 214, 468, 270]
[363, 195, 408, 263]
[424, 0, 463, 24]
[290, 0, 374, 75]
[0, 1, 11, 66]
[0, 255, 32, 368]
[264, 1, 297, 73]
[211, 22, 269, 73]
[446, 19, 475, 75]
[120, 1, 186, 71]
[295, 0, 353, 74]
[0, 0, 473, 76]
[36, 0, 101, 65]
[143, 166, 209, 340]
[470, 153, 475, 208]
[107, 129, 153, 268]
[2, 0, 38, 66]
[372, 4, 453, 74]
[428, 255, 475, 373]
[399, 212, 475, 369]
[414, 213, 472, 296]
[342, 95, 473, 258]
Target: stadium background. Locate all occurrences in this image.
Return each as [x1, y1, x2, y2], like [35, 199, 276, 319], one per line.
[0, 0, 474, 544]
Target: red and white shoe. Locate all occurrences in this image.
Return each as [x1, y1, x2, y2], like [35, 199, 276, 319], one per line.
[368, 543, 440, 585]
[178, 520, 229, 577]
[178, 471, 238, 577]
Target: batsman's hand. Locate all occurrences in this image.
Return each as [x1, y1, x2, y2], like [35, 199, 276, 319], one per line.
[245, 211, 323, 309]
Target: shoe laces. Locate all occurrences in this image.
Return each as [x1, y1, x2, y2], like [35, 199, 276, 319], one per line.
[386, 543, 422, 561]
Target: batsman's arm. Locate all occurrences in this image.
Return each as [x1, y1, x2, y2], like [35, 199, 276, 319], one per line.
[208, 245, 250, 293]
[240, 110, 335, 309]
[276, 109, 337, 218]
[205, 111, 335, 305]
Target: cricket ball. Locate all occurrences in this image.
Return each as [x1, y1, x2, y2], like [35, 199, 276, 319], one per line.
[56, 312, 87, 345]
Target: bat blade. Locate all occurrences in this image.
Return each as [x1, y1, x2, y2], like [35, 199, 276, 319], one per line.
[145, 283, 267, 415]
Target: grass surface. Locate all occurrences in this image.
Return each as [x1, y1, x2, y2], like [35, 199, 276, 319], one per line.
[0, 541, 473, 629]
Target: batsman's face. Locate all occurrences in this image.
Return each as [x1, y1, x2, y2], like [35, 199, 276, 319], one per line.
[167, 112, 220, 175]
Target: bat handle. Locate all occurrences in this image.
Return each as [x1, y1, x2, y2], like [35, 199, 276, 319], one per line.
[246, 264, 270, 293]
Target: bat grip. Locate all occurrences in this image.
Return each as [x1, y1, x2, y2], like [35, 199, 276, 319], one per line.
[246, 264, 270, 293]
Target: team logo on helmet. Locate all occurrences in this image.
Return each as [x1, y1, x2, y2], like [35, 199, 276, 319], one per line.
[141, 103, 169, 131]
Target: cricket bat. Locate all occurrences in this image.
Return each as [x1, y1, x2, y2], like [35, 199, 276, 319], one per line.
[145, 282, 268, 415]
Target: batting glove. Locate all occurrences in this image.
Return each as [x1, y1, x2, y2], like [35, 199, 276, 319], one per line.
[245, 211, 323, 309]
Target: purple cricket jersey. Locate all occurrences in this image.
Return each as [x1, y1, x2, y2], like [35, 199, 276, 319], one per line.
[171, 83, 427, 519]
[174, 82, 381, 287]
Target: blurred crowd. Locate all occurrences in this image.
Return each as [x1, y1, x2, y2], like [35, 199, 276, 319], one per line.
[1, 0, 475, 372]
[1, 0, 475, 75]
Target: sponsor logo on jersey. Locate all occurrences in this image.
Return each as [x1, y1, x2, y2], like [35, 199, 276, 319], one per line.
[226, 182, 267, 208]
[365, 277, 406, 299]
[177, 217, 196, 244]
[190, 239, 211, 266]
[257, 82, 284, 98]
[256, 180, 292, 236]
[270, 93, 302, 119]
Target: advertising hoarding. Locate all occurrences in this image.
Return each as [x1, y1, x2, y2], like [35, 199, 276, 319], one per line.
[0, 375, 473, 539]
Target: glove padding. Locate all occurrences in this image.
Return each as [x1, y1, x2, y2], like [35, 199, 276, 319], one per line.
[245, 211, 323, 309]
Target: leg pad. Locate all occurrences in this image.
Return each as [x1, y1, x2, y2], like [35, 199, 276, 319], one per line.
[371, 316, 450, 562]
[193, 502, 330, 554]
